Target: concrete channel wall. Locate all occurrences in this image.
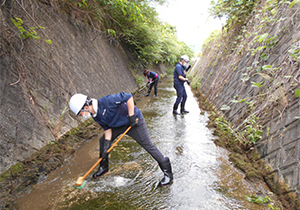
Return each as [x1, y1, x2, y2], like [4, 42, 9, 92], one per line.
[0, 1, 164, 174]
[193, 2, 300, 193]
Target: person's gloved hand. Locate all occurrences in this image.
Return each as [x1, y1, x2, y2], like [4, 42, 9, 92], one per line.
[128, 115, 138, 127]
[146, 82, 150, 87]
[185, 79, 190, 86]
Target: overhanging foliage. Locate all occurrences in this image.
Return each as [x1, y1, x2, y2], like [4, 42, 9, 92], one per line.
[54, 0, 194, 66]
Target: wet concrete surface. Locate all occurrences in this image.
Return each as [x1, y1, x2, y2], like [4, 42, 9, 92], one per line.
[15, 76, 271, 209]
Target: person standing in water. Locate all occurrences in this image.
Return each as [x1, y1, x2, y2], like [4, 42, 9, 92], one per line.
[173, 55, 190, 115]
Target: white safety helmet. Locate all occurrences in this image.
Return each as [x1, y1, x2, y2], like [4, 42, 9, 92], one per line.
[180, 55, 189, 63]
[69, 93, 88, 116]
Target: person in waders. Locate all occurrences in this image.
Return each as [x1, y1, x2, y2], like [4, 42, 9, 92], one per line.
[69, 92, 173, 186]
[173, 55, 191, 115]
[143, 70, 159, 97]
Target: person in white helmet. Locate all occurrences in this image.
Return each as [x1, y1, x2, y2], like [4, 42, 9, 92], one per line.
[69, 92, 173, 186]
[173, 55, 190, 115]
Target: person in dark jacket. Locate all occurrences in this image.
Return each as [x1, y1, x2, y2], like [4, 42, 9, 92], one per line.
[143, 70, 159, 97]
[173, 55, 191, 115]
[69, 92, 173, 186]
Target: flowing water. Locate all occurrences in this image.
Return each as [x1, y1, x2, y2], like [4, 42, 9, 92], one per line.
[16, 77, 270, 210]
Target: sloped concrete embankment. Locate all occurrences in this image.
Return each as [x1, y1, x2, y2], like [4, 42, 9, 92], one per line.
[0, 1, 165, 174]
[192, 1, 300, 195]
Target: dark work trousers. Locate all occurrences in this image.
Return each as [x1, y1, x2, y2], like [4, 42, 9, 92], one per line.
[148, 79, 159, 95]
[174, 84, 187, 108]
[99, 114, 165, 165]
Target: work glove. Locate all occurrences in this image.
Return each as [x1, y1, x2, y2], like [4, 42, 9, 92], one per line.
[128, 115, 138, 127]
[185, 79, 190, 86]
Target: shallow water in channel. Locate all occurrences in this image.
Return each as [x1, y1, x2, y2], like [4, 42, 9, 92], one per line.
[16, 77, 270, 210]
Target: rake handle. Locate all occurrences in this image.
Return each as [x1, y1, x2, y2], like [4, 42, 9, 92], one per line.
[80, 126, 132, 181]
[137, 79, 157, 92]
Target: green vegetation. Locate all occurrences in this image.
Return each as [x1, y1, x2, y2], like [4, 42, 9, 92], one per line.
[288, 43, 300, 61]
[246, 195, 280, 210]
[191, 90, 299, 209]
[192, 0, 300, 147]
[190, 75, 202, 89]
[0, 119, 100, 208]
[0, 162, 24, 181]
[11, 17, 52, 44]
[55, 0, 193, 66]
[189, 0, 300, 208]
[209, 0, 256, 29]
[135, 74, 144, 87]
[213, 114, 263, 147]
[201, 29, 221, 53]
[242, 115, 263, 145]
[286, 0, 300, 8]
[295, 89, 300, 98]
[11, 17, 41, 39]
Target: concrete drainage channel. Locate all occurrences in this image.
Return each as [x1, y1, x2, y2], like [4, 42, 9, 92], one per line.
[12, 77, 283, 210]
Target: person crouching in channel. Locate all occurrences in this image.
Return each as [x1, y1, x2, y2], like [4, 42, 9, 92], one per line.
[143, 70, 159, 97]
[69, 92, 173, 186]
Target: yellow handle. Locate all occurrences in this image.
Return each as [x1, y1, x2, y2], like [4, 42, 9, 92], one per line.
[80, 126, 132, 181]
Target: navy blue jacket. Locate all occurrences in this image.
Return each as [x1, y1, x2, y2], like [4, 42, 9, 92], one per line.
[93, 92, 141, 130]
[147, 71, 159, 82]
[174, 63, 186, 86]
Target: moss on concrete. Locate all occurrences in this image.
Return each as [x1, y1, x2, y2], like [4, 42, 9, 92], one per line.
[0, 86, 155, 209]
[0, 120, 101, 209]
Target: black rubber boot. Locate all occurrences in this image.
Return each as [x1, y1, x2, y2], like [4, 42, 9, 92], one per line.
[181, 110, 189, 114]
[173, 104, 180, 115]
[159, 157, 173, 186]
[154, 86, 157, 97]
[145, 89, 151, 97]
[93, 139, 111, 179]
[180, 102, 189, 114]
